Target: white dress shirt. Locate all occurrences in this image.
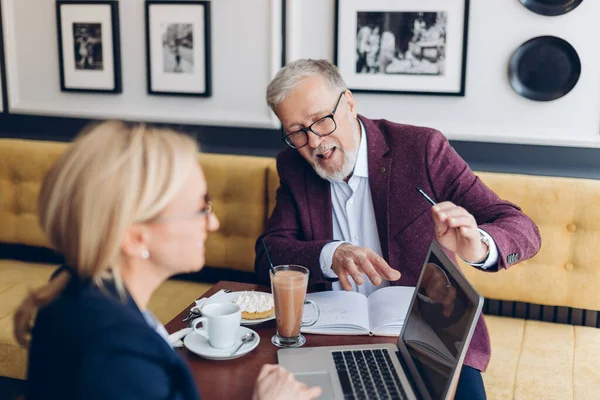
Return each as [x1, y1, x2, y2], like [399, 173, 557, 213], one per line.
[319, 121, 498, 296]
[142, 309, 171, 346]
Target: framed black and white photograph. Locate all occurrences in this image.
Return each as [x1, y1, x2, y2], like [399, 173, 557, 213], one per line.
[145, 1, 211, 97]
[56, 1, 121, 93]
[335, 0, 470, 96]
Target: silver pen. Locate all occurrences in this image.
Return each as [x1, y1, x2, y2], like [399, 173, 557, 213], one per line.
[416, 187, 436, 206]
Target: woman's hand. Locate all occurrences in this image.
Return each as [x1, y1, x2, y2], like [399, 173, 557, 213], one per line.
[253, 364, 322, 400]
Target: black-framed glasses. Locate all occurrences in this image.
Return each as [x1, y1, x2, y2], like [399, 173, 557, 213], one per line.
[151, 194, 213, 223]
[281, 91, 346, 149]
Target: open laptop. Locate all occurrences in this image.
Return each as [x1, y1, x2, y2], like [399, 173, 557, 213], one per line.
[278, 240, 484, 400]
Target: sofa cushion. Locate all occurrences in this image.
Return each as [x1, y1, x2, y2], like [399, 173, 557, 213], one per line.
[0, 260, 210, 380]
[484, 315, 600, 399]
[0, 261, 56, 379]
[200, 153, 274, 272]
[267, 161, 279, 218]
[0, 140, 68, 248]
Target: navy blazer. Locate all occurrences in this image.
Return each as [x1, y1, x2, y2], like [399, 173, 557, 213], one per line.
[26, 269, 201, 400]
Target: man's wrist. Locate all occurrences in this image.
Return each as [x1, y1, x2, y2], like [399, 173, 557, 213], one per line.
[460, 233, 490, 264]
[319, 241, 349, 280]
[472, 239, 490, 264]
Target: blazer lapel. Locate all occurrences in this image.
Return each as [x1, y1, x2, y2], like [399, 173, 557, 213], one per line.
[360, 116, 392, 261]
[304, 162, 333, 241]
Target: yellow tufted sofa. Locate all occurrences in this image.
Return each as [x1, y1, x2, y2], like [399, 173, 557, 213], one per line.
[1, 138, 600, 398]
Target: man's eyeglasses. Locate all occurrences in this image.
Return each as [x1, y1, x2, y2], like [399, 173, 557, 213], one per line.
[151, 194, 213, 223]
[281, 91, 346, 149]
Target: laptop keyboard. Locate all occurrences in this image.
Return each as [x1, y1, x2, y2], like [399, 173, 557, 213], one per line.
[332, 349, 408, 400]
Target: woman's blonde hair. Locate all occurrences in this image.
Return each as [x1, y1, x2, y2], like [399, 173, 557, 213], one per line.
[13, 121, 198, 347]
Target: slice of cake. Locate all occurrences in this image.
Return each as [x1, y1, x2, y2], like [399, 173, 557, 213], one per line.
[233, 291, 274, 320]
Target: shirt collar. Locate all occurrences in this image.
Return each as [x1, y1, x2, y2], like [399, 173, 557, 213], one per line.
[352, 119, 369, 179]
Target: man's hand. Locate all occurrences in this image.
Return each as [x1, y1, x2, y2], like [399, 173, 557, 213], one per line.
[332, 244, 401, 290]
[431, 202, 488, 263]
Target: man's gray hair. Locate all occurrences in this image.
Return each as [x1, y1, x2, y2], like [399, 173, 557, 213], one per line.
[266, 59, 348, 111]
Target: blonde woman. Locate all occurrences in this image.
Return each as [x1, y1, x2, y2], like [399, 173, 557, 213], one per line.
[14, 121, 321, 400]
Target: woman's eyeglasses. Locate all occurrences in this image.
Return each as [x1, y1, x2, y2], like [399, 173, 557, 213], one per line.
[151, 194, 213, 223]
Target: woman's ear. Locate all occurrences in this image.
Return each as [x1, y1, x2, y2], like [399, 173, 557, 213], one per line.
[120, 224, 150, 259]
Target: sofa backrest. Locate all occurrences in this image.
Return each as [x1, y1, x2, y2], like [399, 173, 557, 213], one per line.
[0, 139, 272, 273]
[0, 139, 68, 248]
[200, 154, 273, 272]
[461, 172, 600, 313]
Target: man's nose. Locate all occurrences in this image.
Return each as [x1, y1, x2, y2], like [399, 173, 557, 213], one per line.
[306, 130, 323, 149]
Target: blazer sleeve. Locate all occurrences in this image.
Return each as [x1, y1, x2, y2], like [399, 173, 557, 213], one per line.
[255, 155, 332, 285]
[424, 130, 541, 271]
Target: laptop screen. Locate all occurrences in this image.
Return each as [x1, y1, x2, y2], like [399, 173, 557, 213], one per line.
[400, 249, 480, 399]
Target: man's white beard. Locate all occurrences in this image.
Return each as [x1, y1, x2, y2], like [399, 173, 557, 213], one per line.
[312, 129, 360, 182]
[313, 147, 357, 182]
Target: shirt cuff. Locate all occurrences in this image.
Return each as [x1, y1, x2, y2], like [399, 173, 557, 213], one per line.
[468, 229, 499, 270]
[319, 241, 350, 279]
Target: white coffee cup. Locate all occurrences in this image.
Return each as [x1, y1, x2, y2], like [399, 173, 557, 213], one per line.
[192, 303, 242, 348]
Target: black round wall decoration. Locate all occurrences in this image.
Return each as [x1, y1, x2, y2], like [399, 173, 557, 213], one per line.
[508, 36, 581, 101]
[518, 0, 584, 17]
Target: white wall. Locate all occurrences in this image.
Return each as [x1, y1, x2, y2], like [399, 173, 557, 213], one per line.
[2, 0, 282, 128]
[286, 0, 600, 148]
[3, 0, 600, 147]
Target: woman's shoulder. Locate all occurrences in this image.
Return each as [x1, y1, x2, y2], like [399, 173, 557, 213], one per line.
[28, 287, 197, 400]
[28, 281, 183, 396]
[35, 279, 161, 350]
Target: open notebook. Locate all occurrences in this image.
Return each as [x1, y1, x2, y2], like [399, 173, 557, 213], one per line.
[301, 286, 415, 336]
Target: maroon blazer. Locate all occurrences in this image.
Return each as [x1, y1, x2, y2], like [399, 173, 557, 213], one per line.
[255, 116, 541, 371]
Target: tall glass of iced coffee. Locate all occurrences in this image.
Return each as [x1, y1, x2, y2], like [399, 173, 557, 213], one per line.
[270, 265, 319, 348]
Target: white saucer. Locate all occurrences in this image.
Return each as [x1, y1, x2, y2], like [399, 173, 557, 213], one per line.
[202, 291, 275, 326]
[183, 326, 260, 360]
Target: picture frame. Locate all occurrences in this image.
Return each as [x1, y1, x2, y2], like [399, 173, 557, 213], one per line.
[55, 1, 122, 93]
[334, 0, 470, 96]
[145, 1, 212, 97]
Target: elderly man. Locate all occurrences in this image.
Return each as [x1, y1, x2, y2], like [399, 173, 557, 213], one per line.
[255, 59, 541, 399]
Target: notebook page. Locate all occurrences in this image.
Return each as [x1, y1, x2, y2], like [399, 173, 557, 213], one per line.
[302, 291, 370, 334]
[367, 286, 415, 335]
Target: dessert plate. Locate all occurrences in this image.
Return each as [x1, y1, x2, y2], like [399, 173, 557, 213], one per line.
[184, 326, 260, 360]
[202, 291, 275, 325]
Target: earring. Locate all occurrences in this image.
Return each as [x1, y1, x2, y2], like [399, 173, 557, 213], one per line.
[141, 249, 150, 259]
